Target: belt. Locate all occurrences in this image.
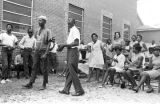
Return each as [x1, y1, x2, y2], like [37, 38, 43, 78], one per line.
[24, 47, 32, 50]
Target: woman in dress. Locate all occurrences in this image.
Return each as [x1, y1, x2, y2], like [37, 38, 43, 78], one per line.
[86, 33, 105, 82]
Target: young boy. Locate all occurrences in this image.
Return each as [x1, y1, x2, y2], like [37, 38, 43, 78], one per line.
[48, 37, 59, 74]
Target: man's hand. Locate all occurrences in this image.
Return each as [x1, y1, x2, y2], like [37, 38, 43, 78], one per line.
[41, 53, 47, 59]
[57, 44, 66, 52]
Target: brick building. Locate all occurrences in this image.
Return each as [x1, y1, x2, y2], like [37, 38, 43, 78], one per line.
[0, 0, 139, 70]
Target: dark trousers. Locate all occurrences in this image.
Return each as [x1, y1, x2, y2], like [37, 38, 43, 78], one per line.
[48, 52, 58, 72]
[29, 50, 49, 85]
[1, 48, 13, 80]
[63, 48, 84, 93]
[22, 48, 33, 77]
[15, 64, 24, 79]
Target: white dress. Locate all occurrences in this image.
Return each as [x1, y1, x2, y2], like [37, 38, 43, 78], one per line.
[88, 40, 104, 69]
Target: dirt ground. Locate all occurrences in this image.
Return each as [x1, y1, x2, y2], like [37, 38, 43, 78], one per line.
[0, 74, 160, 104]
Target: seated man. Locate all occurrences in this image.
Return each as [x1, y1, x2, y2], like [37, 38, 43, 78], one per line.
[14, 52, 23, 79]
[133, 46, 160, 93]
[100, 46, 125, 87]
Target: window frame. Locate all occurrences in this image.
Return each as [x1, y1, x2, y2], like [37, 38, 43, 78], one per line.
[122, 20, 131, 41]
[2, 0, 33, 34]
[101, 10, 113, 42]
[68, 4, 84, 40]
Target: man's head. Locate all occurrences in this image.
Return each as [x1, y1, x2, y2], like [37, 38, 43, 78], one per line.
[91, 33, 98, 43]
[6, 24, 13, 33]
[28, 27, 34, 37]
[133, 43, 142, 53]
[51, 37, 55, 43]
[38, 15, 47, 27]
[114, 46, 122, 55]
[68, 18, 76, 28]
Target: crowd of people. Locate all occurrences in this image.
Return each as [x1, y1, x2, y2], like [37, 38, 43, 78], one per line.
[0, 15, 160, 96]
[78, 31, 160, 94]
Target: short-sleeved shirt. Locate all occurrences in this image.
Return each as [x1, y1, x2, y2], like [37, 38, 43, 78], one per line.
[67, 26, 80, 48]
[35, 28, 52, 50]
[0, 33, 18, 47]
[50, 42, 58, 53]
[19, 35, 36, 49]
[112, 53, 125, 69]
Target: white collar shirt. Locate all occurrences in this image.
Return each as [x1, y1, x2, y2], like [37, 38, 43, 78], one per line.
[67, 26, 80, 48]
[19, 35, 36, 49]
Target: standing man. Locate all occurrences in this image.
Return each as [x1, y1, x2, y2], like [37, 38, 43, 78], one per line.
[58, 18, 84, 96]
[19, 27, 36, 79]
[0, 24, 18, 84]
[23, 16, 51, 90]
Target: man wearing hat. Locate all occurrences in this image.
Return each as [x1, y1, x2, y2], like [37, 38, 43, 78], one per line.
[23, 15, 51, 90]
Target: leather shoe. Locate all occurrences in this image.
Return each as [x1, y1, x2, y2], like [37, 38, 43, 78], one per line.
[132, 87, 139, 93]
[146, 88, 154, 93]
[59, 90, 70, 95]
[22, 83, 32, 89]
[71, 92, 84, 96]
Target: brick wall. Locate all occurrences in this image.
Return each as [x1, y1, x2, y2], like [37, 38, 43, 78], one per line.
[32, 0, 67, 71]
[0, 0, 2, 32]
[0, 0, 139, 71]
[32, 0, 139, 71]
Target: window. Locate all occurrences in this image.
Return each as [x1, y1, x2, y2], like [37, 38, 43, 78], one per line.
[2, 0, 32, 34]
[123, 24, 130, 41]
[68, 4, 84, 40]
[102, 16, 112, 42]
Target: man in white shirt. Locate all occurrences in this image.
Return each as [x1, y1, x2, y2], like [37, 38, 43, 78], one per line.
[0, 24, 18, 84]
[19, 28, 36, 79]
[48, 37, 59, 74]
[58, 18, 84, 96]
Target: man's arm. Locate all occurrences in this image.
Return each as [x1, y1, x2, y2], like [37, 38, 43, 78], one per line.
[19, 36, 25, 49]
[41, 30, 51, 58]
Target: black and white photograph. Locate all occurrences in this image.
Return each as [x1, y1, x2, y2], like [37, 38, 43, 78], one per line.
[0, 0, 160, 104]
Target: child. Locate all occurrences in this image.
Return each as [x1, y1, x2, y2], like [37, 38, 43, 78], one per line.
[48, 37, 59, 74]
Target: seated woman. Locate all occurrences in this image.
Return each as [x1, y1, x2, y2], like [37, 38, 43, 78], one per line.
[100, 46, 125, 87]
[122, 43, 144, 89]
[133, 46, 160, 93]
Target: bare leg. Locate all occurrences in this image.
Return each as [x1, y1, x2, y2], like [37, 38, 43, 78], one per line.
[86, 67, 93, 82]
[96, 68, 100, 82]
[133, 72, 148, 92]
